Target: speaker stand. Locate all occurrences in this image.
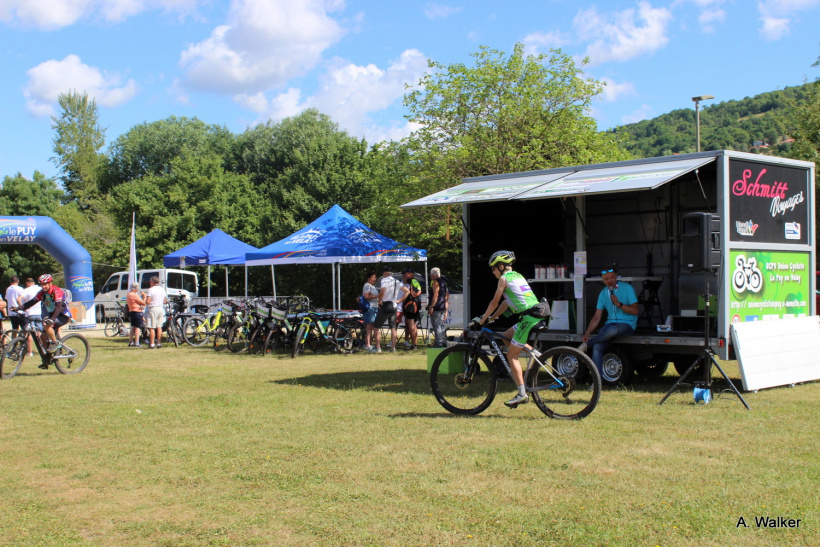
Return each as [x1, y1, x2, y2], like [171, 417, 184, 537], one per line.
[658, 274, 750, 409]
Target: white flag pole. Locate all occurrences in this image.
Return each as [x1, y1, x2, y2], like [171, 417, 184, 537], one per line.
[127, 212, 137, 290]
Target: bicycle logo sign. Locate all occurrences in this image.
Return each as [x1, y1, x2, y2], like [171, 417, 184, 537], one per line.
[732, 255, 763, 293]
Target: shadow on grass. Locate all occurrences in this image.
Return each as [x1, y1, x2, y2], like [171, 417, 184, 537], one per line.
[271, 368, 432, 395]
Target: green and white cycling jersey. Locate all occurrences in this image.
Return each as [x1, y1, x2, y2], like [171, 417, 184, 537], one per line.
[502, 271, 539, 314]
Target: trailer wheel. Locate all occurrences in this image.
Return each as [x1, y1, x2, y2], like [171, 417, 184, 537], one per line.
[673, 357, 704, 378]
[600, 348, 632, 386]
[634, 359, 669, 379]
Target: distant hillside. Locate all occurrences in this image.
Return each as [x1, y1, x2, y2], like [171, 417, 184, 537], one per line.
[611, 83, 812, 159]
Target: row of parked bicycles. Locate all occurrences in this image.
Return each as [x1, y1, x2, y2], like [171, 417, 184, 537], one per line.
[105, 295, 367, 358]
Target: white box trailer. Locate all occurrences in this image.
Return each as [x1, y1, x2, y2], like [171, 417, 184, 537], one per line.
[402, 150, 816, 384]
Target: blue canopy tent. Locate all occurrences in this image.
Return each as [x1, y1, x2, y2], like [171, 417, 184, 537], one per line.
[164, 229, 259, 306]
[245, 205, 427, 310]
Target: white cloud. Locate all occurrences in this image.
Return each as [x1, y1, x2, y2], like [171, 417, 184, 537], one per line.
[757, 0, 820, 40]
[598, 77, 636, 102]
[522, 30, 568, 56]
[622, 104, 655, 124]
[0, 0, 201, 30]
[424, 3, 462, 20]
[24, 54, 138, 116]
[178, 0, 345, 96]
[697, 7, 725, 33]
[245, 49, 429, 143]
[574, 1, 673, 65]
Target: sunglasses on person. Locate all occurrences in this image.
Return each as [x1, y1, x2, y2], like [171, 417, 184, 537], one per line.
[601, 268, 615, 274]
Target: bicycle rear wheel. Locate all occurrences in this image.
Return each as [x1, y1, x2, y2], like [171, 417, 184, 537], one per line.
[1, 335, 27, 379]
[430, 345, 497, 415]
[525, 346, 601, 420]
[183, 316, 211, 346]
[104, 319, 121, 337]
[335, 319, 365, 354]
[212, 324, 230, 352]
[54, 333, 90, 374]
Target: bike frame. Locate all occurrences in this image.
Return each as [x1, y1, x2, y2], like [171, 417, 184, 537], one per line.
[472, 327, 567, 394]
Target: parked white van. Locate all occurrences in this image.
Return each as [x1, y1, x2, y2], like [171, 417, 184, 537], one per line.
[94, 269, 198, 321]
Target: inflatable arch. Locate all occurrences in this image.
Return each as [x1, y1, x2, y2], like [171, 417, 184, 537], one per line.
[0, 216, 95, 327]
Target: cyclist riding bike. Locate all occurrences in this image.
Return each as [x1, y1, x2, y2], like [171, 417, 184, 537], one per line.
[478, 251, 550, 408]
[13, 274, 70, 365]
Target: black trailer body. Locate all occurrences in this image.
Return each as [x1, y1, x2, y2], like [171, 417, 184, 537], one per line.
[402, 150, 816, 382]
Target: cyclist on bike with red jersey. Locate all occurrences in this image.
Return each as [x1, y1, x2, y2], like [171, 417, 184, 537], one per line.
[13, 274, 70, 356]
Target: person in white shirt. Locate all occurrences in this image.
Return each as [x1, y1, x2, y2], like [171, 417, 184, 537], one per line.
[18, 278, 42, 356]
[144, 276, 167, 348]
[372, 266, 402, 353]
[5, 275, 25, 330]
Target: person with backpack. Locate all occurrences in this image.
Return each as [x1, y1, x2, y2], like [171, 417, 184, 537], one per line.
[399, 268, 422, 350]
[428, 267, 449, 348]
[361, 271, 379, 351]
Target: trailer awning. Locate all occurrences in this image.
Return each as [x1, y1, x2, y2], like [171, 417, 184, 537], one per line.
[400, 171, 568, 208]
[401, 156, 715, 207]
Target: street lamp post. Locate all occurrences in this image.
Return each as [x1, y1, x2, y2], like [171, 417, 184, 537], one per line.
[692, 95, 714, 152]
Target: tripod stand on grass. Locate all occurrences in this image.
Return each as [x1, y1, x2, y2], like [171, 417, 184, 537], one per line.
[658, 273, 750, 409]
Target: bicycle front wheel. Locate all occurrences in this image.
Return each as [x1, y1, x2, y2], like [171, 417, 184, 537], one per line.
[525, 346, 601, 420]
[430, 345, 497, 415]
[183, 316, 211, 347]
[1, 335, 27, 379]
[291, 324, 308, 358]
[263, 327, 288, 356]
[54, 333, 90, 374]
[227, 324, 250, 353]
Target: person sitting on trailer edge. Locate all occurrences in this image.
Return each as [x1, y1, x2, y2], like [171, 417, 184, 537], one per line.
[477, 251, 550, 409]
[581, 267, 639, 381]
[12, 273, 70, 368]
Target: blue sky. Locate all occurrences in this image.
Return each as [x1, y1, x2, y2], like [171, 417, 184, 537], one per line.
[2, 0, 819, 181]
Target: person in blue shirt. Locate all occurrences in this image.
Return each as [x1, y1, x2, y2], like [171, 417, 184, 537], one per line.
[581, 268, 639, 380]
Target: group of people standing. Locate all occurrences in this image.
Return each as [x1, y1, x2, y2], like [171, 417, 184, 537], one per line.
[3, 274, 75, 366]
[124, 277, 167, 348]
[361, 265, 450, 353]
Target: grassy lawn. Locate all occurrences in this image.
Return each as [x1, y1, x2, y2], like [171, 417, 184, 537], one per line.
[0, 336, 816, 546]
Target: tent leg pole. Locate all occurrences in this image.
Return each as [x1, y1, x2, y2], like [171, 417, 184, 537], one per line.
[207, 265, 211, 310]
[226, 268, 229, 299]
[271, 265, 276, 300]
[245, 265, 248, 301]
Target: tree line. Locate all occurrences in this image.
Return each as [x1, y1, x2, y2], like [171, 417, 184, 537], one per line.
[2, 46, 818, 306]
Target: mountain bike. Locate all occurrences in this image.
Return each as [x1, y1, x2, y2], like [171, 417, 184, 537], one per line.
[183, 300, 241, 347]
[1, 319, 90, 378]
[262, 299, 305, 356]
[429, 321, 601, 419]
[291, 310, 365, 358]
[212, 300, 247, 352]
[164, 295, 190, 347]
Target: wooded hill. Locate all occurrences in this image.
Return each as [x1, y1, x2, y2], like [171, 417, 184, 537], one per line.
[611, 83, 812, 159]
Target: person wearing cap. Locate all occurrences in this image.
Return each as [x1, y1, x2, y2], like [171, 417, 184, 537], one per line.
[399, 268, 422, 350]
[372, 266, 402, 353]
[581, 266, 639, 380]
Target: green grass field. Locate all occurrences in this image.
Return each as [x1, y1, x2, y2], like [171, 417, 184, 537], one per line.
[0, 336, 816, 546]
